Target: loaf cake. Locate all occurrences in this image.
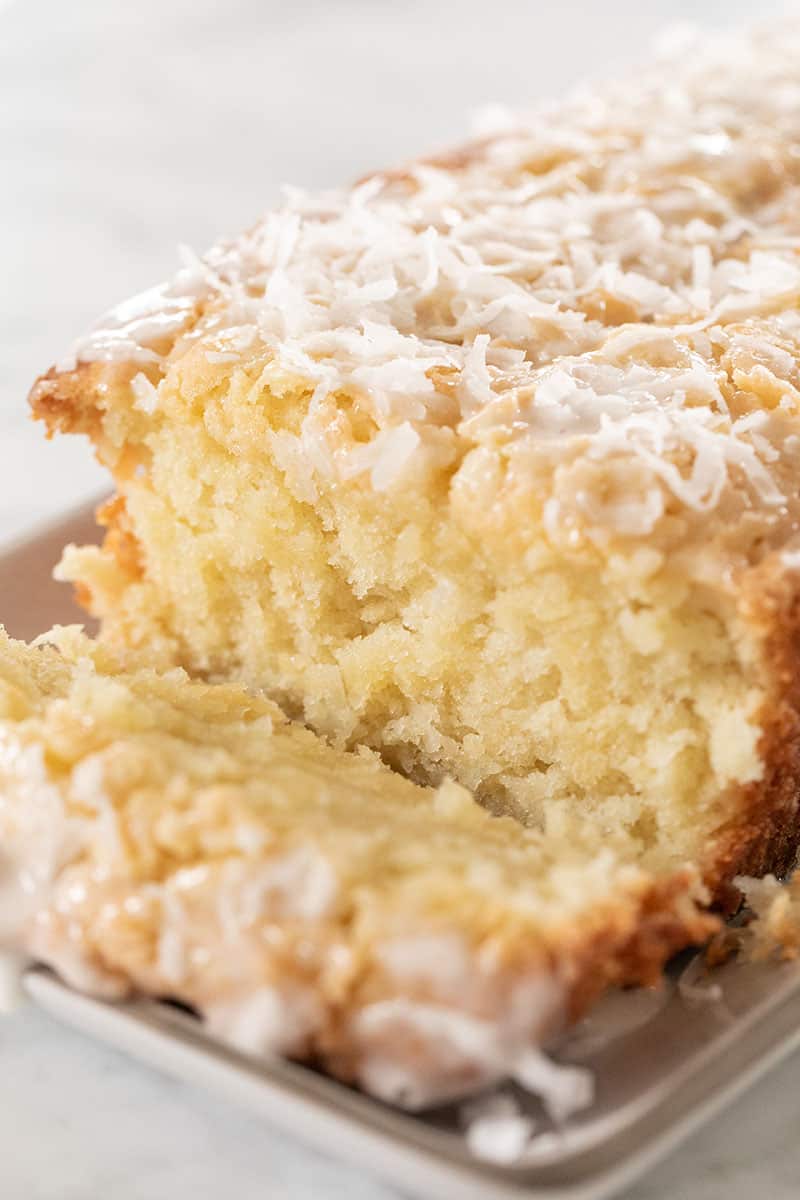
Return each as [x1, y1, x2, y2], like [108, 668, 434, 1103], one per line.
[0, 628, 712, 1109]
[30, 21, 800, 907]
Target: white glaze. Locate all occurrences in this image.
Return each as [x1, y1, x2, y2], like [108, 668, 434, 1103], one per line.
[349, 978, 591, 1117]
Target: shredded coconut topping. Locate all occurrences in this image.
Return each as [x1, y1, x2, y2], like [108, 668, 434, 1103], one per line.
[463, 1093, 538, 1164]
[130, 372, 159, 415]
[71, 19, 800, 539]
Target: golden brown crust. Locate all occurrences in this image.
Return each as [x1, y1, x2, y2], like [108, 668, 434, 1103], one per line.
[95, 495, 144, 585]
[703, 557, 800, 903]
[29, 361, 109, 439]
[321, 871, 715, 1083]
[555, 872, 717, 1025]
[28, 283, 207, 442]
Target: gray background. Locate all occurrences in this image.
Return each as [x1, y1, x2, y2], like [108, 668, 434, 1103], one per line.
[1, 0, 797, 1196]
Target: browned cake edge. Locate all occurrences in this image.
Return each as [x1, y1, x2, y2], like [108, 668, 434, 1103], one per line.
[702, 555, 800, 901]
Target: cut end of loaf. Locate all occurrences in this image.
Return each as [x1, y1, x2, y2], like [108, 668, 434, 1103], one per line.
[46, 350, 800, 900]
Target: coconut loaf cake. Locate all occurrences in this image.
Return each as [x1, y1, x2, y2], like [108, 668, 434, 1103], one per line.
[0, 628, 714, 1109]
[30, 19, 800, 907]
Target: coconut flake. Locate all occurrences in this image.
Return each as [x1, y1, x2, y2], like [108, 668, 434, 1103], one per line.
[458, 335, 494, 414]
[206, 985, 324, 1058]
[513, 1049, 594, 1122]
[463, 1093, 537, 1164]
[342, 423, 421, 491]
[131, 373, 160, 415]
[352, 992, 593, 1116]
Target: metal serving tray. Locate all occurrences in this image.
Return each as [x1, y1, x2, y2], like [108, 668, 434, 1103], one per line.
[4, 500, 800, 1200]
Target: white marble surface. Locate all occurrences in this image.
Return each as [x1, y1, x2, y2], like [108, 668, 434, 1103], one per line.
[1, 0, 798, 1196]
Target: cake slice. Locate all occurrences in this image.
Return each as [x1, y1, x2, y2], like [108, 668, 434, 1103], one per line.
[30, 19, 800, 901]
[0, 628, 710, 1109]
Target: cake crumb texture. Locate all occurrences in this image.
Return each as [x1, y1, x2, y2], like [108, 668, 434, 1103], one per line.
[30, 18, 800, 896]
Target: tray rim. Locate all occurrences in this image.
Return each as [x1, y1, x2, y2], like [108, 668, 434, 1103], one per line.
[24, 964, 800, 1200]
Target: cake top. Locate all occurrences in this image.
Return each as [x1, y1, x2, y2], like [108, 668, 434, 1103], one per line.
[52, 19, 800, 546]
